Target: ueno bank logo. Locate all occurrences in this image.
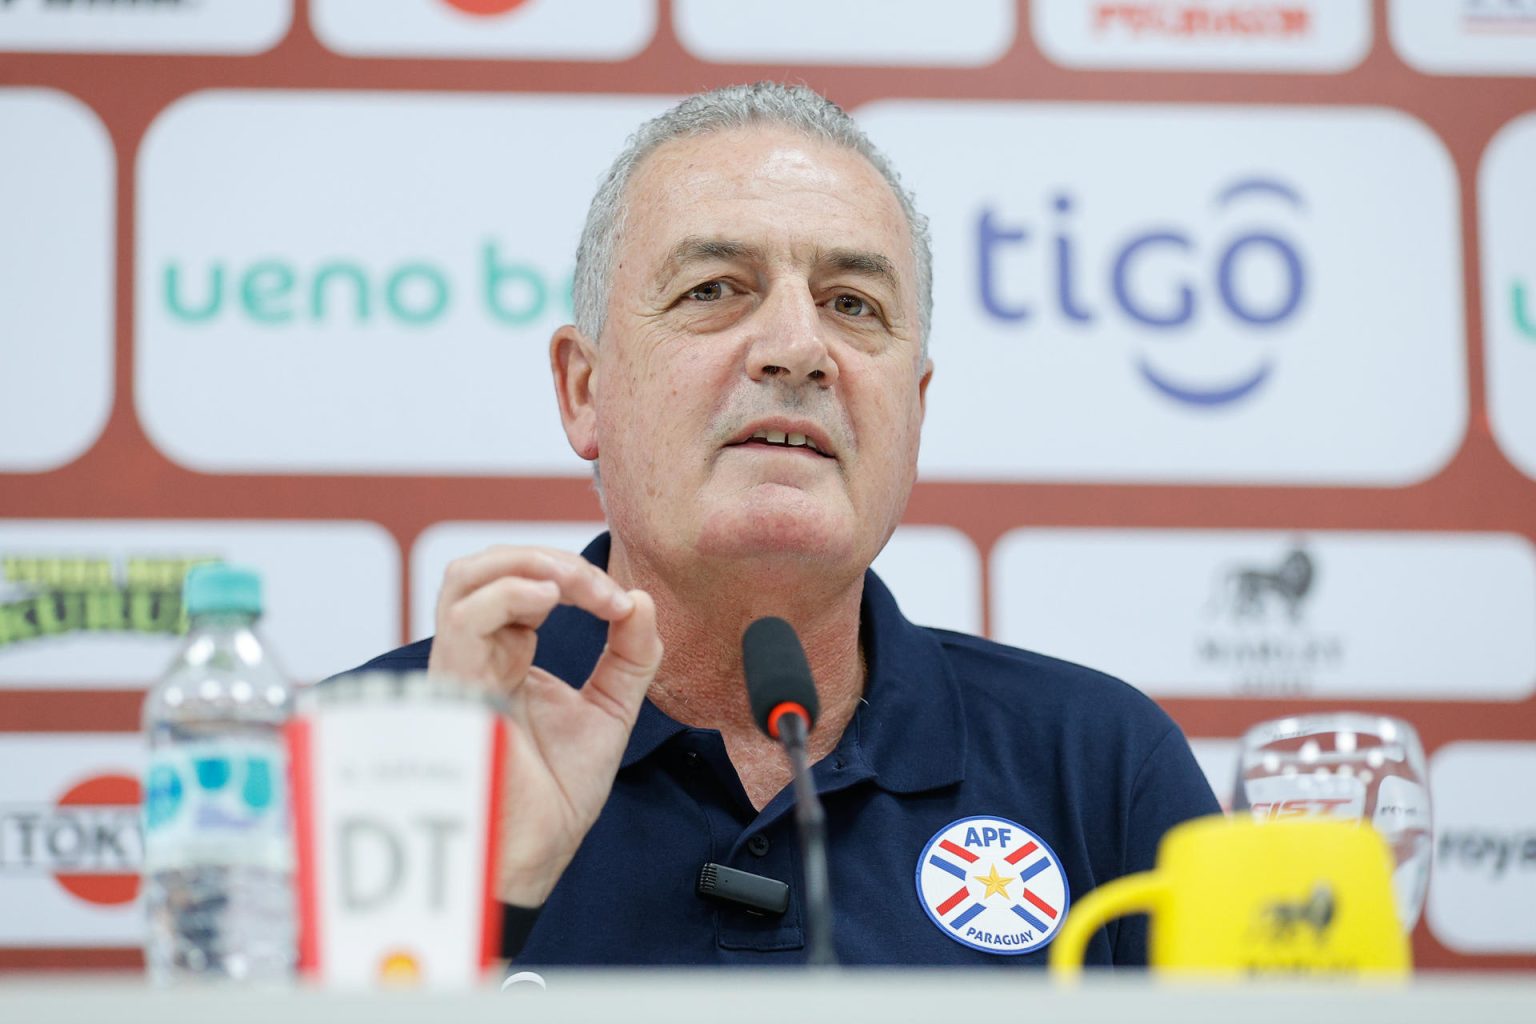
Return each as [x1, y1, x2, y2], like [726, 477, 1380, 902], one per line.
[160, 242, 571, 331]
[137, 92, 670, 476]
[978, 177, 1306, 408]
[0, 773, 143, 907]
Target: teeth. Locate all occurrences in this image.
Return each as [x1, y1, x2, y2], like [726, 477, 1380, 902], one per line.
[746, 429, 824, 453]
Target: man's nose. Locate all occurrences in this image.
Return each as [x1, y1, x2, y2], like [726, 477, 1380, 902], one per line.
[744, 284, 838, 387]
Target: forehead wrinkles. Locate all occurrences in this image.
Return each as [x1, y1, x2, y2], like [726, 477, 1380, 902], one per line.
[617, 130, 915, 292]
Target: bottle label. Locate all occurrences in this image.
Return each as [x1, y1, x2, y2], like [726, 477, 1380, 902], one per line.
[142, 740, 293, 873]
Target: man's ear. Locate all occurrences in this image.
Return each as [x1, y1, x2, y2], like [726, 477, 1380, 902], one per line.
[551, 324, 600, 461]
[917, 357, 934, 423]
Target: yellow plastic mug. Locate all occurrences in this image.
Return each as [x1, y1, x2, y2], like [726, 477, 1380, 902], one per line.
[1049, 815, 1410, 978]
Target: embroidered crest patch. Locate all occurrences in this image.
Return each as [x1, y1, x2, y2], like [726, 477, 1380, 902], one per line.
[914, 815, 1070, 955]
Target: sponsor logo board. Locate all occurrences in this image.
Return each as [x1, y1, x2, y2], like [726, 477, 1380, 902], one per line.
[673, 0, 1014, 67]
[857, 102, 1465, 485]
[0, 89, 113, 473]
[0, 733, 143, 947]
[311, 0, 653, 60]
[1032, 0, 1370, 72]
[1390, 0, 1536, 76]
[409, 522, 980, 639]
[1480, 112, 1536, 482]
[0, 0, 289, 55]
[0, 521, 399, 688]
[136, 91, 672, 476]
[990, 529, 1536, 700]
[1429, 742, 1536, 953]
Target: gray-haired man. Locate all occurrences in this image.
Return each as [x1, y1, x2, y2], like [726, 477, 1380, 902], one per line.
[355, 82, 1218, 966]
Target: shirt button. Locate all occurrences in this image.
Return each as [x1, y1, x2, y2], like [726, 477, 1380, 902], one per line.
[747, 835, 771, 857]
[683, 751, 700, 768]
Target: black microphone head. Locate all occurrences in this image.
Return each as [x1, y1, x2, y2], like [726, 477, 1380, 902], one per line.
[741, 616, 820, 738]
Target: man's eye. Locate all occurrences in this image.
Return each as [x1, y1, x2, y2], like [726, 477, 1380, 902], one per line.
[686, 281, 726, 302]
[832, 294, 872, 317]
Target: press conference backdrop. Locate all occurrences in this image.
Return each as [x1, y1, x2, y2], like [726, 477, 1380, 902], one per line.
[1, 0, 1534, 971]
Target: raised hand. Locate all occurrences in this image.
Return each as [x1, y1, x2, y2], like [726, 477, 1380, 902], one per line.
[427, 546, 662, 907]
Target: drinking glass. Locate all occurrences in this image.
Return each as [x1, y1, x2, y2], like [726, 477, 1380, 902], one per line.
[1232, 713, 1432, 930]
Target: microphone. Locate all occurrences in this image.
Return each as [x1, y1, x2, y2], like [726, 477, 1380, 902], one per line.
[741, 617, 836, 967]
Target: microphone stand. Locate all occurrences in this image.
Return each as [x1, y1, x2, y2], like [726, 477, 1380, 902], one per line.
[776, 712, 834, 967]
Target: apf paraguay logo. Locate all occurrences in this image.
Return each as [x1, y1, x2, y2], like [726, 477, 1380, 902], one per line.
[915, 816, 1069, 954]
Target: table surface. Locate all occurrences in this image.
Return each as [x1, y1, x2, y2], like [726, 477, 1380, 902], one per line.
[3, 971, 1535, 1024]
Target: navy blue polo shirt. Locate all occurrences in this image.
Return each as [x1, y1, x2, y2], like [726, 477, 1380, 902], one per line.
[353, 534, 1219, 967]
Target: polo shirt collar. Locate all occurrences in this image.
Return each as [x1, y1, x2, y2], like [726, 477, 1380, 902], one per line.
[545, 534, 966, 792]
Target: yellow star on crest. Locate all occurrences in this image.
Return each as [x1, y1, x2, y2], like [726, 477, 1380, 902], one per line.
[974, 863, 1015, 900]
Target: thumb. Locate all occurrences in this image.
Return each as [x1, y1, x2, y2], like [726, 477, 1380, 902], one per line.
[582, 589, 662, 725]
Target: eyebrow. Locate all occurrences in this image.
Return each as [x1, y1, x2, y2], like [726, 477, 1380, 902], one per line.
[653, 237, 901, 295]
[816, 247, 900, 294]
[653, 236, 765, 290]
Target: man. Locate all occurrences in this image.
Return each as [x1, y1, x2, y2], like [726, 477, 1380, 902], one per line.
[354, 82, 1219, 966]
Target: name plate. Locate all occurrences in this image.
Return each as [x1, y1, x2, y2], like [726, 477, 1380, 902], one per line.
[289, 672, 505, 988]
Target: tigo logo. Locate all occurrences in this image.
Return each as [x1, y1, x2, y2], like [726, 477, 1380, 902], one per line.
[1479, 113, 1536, 482]
[978, 177, 1306, 408]
[311, 0, 654, 60]
[858, 102, 1463, 485]
[1033, 0, 1368, 72]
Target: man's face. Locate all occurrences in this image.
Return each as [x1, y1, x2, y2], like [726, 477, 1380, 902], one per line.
[564, 125, 931, 579]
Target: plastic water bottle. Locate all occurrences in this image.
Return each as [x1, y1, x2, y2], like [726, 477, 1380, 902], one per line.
[141, 563, 297, 984]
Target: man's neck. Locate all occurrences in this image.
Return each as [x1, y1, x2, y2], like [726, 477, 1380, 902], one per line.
[605, 534, 867, 809]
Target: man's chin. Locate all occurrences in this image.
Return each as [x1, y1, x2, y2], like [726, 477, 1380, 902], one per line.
[695, 492, 856, 567]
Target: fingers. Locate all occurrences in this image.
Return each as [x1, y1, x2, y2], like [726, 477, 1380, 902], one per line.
[441, 575, 561, 640]
[437, 546, 633, 625]
[582, 589, 663, 726]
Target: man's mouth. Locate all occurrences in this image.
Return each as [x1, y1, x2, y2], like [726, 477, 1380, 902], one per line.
[745, 429, 827, 455]
[728, 425, 837, 458]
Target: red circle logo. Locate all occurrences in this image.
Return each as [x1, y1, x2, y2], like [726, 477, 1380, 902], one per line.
[53, 774, 142, 906]
[441, 0, 533, 15]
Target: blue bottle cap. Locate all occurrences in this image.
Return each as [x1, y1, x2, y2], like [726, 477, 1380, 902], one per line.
[183, 563, 262, 617]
